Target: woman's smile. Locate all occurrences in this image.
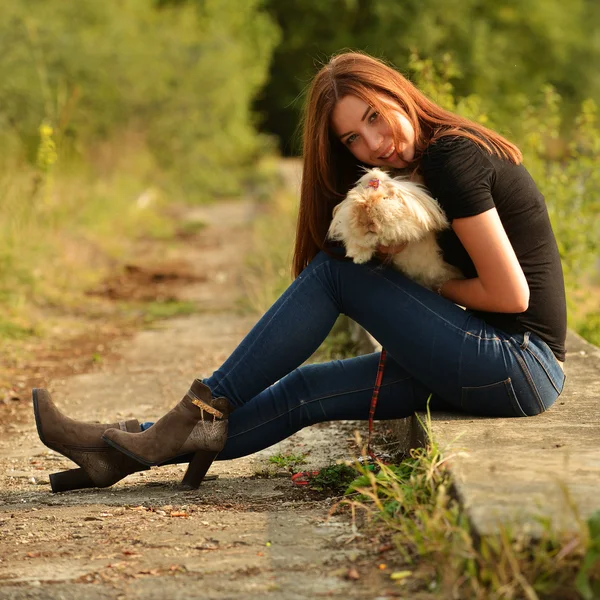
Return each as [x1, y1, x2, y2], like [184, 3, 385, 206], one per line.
[330, 94, 415, 168]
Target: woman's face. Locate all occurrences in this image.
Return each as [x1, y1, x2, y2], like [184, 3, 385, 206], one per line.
[330, 94, 415, 169]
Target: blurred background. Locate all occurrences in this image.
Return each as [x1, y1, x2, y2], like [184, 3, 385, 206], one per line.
[0, 0, 599, 351]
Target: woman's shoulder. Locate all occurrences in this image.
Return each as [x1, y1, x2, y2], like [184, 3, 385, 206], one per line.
[422, 132, 485, 161]
[421, 133, 493, 180]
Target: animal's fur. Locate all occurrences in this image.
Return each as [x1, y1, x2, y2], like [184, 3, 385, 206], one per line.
[328, 168, 463, 290]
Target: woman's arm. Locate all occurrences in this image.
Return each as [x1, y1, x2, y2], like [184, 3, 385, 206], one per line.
[439, 208, 529, 313]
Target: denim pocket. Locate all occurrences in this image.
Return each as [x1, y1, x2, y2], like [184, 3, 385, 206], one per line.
[461, 378, 527, 417]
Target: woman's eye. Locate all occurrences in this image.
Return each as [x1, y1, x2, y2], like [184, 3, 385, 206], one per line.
[346, 133, 358, 145]
[369, 111, 379, 123]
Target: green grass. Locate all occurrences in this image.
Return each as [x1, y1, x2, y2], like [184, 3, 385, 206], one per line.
[267, 451, 308, 469]
[305, 463, 362, 495]
[577, 310, 600, 348]
[141, 300, 199, 323]
[335, 406, 600, 598]
[0, 319, 38, 341]
[177, 219, 208, 237]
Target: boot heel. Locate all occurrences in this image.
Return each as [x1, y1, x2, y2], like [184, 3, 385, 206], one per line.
[49, 468, 96, 493]
[181, 451, 218, 489]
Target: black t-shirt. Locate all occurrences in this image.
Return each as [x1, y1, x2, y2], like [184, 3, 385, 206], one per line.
[420, 135, 567, 361]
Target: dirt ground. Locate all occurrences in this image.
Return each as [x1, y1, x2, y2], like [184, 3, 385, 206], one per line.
[0, 188, 409, 599]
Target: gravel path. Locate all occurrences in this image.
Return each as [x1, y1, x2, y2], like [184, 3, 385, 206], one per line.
[0, 192, 400, 599]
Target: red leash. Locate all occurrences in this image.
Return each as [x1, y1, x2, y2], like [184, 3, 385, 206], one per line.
[291, 349, 387, 485]
[367, 349, 387, 460]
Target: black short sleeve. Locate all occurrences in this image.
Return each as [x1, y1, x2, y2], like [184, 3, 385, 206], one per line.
[421, 136, 496, 221]
[417, 134, 567, 362]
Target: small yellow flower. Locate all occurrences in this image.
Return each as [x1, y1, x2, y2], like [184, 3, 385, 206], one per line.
[36, 121, 58, 172]
[39, 124, 54, 137]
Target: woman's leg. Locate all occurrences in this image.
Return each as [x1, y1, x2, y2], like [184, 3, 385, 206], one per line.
[217, 352, 451, 460]
[138, 251, 563, 463]
[204, 251, 549, 421]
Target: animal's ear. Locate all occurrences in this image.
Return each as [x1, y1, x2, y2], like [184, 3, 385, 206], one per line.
[381, 179, 401, 200]
[327, 215, 342, 240]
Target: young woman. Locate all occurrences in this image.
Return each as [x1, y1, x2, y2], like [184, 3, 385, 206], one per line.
[33, 51, 566, 493]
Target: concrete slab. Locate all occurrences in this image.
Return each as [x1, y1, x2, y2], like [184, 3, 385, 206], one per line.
[415, 330, 600, 536]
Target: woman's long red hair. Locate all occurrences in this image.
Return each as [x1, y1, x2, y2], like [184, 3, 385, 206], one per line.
[292, 51, 522, 278]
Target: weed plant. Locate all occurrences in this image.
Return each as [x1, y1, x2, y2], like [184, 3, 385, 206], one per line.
[268, 451, 308, 470]
[0, 133, 174, 344]
[339, 407, 600, 599]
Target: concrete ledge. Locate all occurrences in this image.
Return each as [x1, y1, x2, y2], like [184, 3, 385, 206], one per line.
[354, 324, 600, 536]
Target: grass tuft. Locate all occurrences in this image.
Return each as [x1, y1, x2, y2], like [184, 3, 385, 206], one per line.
[268, 452, 308, 469]
[141, 300, 198, 324]
[334, 404, 600, 598]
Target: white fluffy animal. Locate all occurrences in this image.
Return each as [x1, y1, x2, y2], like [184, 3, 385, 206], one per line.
[328, 168, 463, 290]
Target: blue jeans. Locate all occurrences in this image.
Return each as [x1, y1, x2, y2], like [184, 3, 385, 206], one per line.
[142, 251, 565, 460]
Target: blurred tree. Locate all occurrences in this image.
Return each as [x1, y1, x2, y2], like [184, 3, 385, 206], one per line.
[256, 0, 600, 154]
[0, 0, 279, 198]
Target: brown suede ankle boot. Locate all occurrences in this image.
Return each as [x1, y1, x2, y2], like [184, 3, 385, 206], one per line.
[102, 380, 233, 476]
[32, 389, 148, 491]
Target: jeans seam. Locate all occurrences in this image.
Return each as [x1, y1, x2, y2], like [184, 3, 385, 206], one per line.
[524, 347, 564, 394]
[504, 340, 545, 413]
[464, 331, 500, 341]
[227, 377, 411, 439]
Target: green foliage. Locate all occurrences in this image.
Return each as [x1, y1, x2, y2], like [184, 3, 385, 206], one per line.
[0, 0, 279, 197]
[0, 0, 280, 339]
[0, 319, 38, 341]
[268, 452, 308, 469]
[341, 407, 598, 597]
[258, 0, 600, 153]
[141, 300, 199, 324]
[305, 463, 359, 494]
[311, 316, 363, 362]
[577, 312, 600, 348]
[576, 510, 600, 599]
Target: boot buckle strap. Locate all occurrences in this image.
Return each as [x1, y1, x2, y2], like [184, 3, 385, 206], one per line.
[118, 421, 128, 431]
[187, 391, 224, 419]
